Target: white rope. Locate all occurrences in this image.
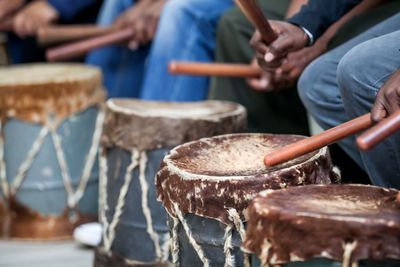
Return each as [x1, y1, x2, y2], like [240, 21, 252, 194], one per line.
[11, 127, 50, 195]
[171, 216, 180, 266]
[137, 151, 163, 261]
[74, 110, 105, 204]
[98, 148, 109, 248]
[0, 121, 9, 198]
[173, 202, 210, 267]
[50, 127, 76, 208]
[103, 149, 139, 252]
[342, 241, 357, 267]
[228, 208, 250, 267]
[260, 239, 272, 267]
[223, 224, 235, 267]
[161, 232, 171, 262]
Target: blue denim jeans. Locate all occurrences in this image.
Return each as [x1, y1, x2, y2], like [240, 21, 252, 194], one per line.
[86, 0, 233, 100]
[298, 13, 400, 188]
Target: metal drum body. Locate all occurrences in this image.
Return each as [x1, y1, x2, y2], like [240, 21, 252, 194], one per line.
[244, 185, 400, 267]
[0, 64, 105, 239]
[156, 134, 339, 267]
[95, 99, 246, 266]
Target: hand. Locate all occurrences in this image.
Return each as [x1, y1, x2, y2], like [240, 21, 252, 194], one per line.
[13, 0, 59, 37]
[247, 41, 326, 92]
[0, 0, 25, 21]
[371, 69, 400, 122]
[250, 20, 309, 72]
[113, 0, 164, 49]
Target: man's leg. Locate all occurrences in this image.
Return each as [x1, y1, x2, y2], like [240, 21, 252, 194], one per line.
[85, 0, 150, 98]
[337, 30, 400, 188]
[139, 0, 233, 101]
[298, 12, 400, 173]
[209, 0, 310, 134]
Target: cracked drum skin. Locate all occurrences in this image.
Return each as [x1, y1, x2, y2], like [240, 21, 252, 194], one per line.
[243, 184, 400, 267]
[156, 133, 339, 267]
[94, 99, 246, 267]
[0, 63, 105, 240]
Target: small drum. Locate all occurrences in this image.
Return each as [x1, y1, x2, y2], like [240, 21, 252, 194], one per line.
[0, 64, 105, 239]
[243, 184, 400, 267]
[95, 99, 246, 266]
[156, 134, 339, 267]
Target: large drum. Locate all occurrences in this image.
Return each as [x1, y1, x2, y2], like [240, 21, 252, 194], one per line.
[95, 99, 246, 266]
[156, 133, 339, 267]
[0, 64, 105, 239]
[243, 184, 400, 267]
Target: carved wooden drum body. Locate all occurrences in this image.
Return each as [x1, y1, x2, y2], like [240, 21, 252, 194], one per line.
[0, 64, 105, 240]
[156, 133, 339, 267]
[243, 184, 400, 267]
[95, 99, 246, 266]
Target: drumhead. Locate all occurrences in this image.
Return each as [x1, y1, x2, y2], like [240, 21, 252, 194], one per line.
[168, 133, 320, 177]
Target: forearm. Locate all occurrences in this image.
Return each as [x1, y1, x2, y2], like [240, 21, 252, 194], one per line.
[288, 0, 362, 39]
[316, 0, 388, 50]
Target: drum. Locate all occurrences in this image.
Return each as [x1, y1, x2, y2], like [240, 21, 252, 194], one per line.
[243, 184, 400, 267]
[0, 63, 105, 239]
[94, 99, 246, 266]
[156, 133, 339, 267]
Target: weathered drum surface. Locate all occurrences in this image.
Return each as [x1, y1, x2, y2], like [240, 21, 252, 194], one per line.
[243, 184, 400, 267]
[95, 99, 246, 266]
[0, 63, 105, 240]
[156, 133, 338, 267]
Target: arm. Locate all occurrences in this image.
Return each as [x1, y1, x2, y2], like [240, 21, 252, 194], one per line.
[285, 0, 308, 19]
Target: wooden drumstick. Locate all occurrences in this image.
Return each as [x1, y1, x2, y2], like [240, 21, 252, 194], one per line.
[264, 113, 373, 167]
[38, 25, 114, 46]
[235, 0, 277, 44]
[46, 28, 134, 62]
[169, 61, 261, 78]
[357, 110, 400, 150]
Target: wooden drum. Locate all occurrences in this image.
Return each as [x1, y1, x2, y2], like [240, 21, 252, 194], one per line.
[0, 63, 105, 240]
[156, 133, 339, 267]
[95, 99, 246, 266]
[243, 184, 400, 267]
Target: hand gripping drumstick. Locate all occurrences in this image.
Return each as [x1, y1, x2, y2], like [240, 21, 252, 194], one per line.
[357, 110, 400, 150]
[264, 114, 373, 167]
[38, 25, 114, 46]
[169, 61, 261, 78]
[46, 28, 134, 62]
[235, 0, 277, 44]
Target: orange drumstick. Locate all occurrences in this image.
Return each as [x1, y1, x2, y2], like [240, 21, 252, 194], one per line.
[357, 110, 400, 150]
[169, 61, 261, 78]
[264, 114, 373, 167]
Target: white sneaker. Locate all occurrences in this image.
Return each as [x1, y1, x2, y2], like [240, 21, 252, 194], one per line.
[73, 222, 102, 247]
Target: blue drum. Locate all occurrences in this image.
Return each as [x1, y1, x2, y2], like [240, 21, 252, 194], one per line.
[156, 134, 338, 267]
[0, 64, 105, 240]
[94, 99, 246, 266]
[244, 184, 400, 267]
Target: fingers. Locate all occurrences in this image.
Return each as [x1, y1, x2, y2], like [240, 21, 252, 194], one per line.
[371, 98, 387, 123]
[248, 75, 271, 92]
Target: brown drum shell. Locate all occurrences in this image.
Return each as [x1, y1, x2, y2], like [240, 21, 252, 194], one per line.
[243, 184, 400, 264]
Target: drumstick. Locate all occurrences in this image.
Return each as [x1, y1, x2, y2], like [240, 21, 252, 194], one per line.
[38, 25, 114, 46]
[46, 28, 134, 62]
[264, 113, 373, 167]
[169, 61, 261, 78]
[0, 20, 13, 32]
[235, 0, 277, 44]
[357, 110, 400, 150]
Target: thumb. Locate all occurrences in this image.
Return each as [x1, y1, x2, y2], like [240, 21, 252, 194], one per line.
[264, 36, 293, 62]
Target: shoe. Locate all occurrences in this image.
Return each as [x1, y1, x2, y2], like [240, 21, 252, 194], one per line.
[73, 222, 102, 247]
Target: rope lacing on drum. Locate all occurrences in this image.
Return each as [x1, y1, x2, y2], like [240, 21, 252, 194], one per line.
[99, 148, 166, 262]
[342, 241, 358, 267]
[173, 202, 210, 267]
[228, 208, 251, 267]
[0, 110, 104, 212]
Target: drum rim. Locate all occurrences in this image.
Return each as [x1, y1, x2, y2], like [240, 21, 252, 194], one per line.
[162, 133, 328, 181]
[253, 184, 400, 223]
[106, 98, 246, 120]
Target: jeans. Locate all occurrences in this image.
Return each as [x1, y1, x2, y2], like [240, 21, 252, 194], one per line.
[298, 13, 400, 188]
[86, 0, 233, 100]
